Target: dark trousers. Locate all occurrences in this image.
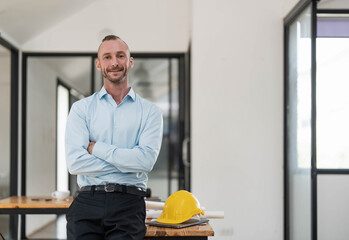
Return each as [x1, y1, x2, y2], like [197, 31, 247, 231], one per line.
[66, 191, 146, 240]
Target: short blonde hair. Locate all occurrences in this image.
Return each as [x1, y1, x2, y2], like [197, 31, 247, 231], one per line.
[98, 35, 131, 58]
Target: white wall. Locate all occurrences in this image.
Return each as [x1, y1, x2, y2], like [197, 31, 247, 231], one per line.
[21, 0, 192, 53]
[191, 0, 285, 239]
[282, 0, 301, 16]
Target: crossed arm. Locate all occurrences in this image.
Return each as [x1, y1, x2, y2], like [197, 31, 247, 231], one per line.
[65, 103, 163, 177]
[87, 142, 95, 155]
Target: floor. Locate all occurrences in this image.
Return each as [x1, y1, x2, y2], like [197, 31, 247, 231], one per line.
[27, 215, 66, 240]
[0, 215, 9, 239]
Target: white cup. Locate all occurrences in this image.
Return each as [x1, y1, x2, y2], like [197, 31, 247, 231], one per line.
[51, 190, 70, 200]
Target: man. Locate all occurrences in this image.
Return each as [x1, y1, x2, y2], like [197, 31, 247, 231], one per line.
[65, 35, 163, 240]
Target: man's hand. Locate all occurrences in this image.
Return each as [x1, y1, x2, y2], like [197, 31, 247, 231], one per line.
[87, 141, 95, 154]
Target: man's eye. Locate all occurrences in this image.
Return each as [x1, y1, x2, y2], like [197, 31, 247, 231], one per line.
[104, 56, 111, 59]
[119, 55, 124, 58]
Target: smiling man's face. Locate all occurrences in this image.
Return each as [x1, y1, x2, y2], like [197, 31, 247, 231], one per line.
[96, 39, 134, 84]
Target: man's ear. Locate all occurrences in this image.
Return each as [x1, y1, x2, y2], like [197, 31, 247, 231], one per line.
[129, 57, 134, 69]
[96, 59, 101, 71]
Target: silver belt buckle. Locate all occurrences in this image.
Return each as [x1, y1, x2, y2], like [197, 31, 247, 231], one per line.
[105, 183, 115, 192]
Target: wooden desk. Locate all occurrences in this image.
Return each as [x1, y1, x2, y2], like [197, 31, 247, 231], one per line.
[0, 196, 214, 239]
[145, 221, 214, 239]
[0, 196, 73, 214]
[0, 196, 73, 239]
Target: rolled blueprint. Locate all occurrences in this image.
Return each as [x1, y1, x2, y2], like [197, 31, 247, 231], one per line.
[145, 201, 165, 210]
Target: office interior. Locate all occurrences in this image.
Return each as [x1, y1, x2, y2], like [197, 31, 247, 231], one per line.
[0, 0, 349, 239]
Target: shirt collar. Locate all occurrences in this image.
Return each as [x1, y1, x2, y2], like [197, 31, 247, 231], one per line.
[127, 87, 136, 101]
[98, 86, 136, 102]
[98, 86, 108, 99]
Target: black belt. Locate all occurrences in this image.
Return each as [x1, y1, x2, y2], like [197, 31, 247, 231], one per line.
[79, 183, 146, 197]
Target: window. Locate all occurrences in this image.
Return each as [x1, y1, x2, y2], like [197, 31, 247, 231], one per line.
[316, 15, 349, 169]
[285, 1, 349, 239]
[56, 82, 70, 191]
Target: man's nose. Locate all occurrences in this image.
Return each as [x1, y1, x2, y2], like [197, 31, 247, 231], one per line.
[111, 58, 118, 67]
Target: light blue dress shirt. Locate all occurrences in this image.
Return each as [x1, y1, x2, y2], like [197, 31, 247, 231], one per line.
[65, 87, 163, 190]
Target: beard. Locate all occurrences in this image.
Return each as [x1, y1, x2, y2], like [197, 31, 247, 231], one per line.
[102, 66, 128, 84]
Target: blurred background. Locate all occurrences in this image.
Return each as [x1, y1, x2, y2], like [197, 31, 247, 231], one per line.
[1, 0, 349, 239]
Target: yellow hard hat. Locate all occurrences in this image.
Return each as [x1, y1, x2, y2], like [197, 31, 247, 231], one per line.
[157, 190, 205, 224]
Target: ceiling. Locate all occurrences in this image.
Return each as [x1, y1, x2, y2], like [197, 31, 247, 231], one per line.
[2, 0, 349, 46]
[0, 0, 94, 44]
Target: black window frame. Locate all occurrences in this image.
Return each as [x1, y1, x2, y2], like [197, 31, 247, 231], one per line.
[284, 1, 349, 240]
[20, 51, 191, 238]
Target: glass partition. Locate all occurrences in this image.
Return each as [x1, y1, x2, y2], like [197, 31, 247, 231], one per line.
[128, 58, 180, 200]
[318, 175, 349, 240]
[0, 43, 11, 239]
[169, 58, 179, 195]
[286, 5, 312, 240]
[286, 2, 349, 239]
[316, 12, 349, 240]
[26, 56, 91, 238]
